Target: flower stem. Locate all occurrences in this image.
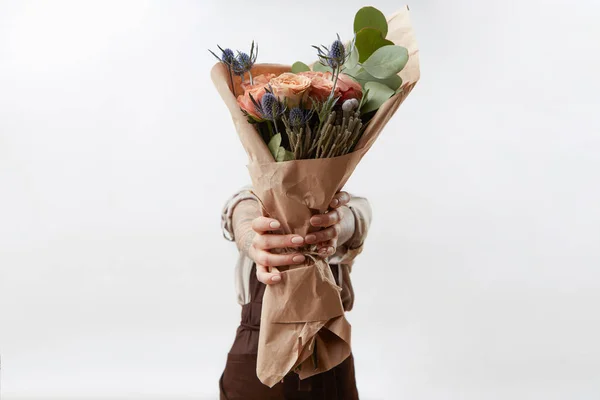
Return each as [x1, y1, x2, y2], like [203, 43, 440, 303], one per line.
[248, 70, 254, 86]
[332, 66, 340, 92]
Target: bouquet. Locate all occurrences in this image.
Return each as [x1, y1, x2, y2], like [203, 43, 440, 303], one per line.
[210, 5, 420, 387]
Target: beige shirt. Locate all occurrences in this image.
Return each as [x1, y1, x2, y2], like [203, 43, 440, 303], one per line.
[221, 186, 372, 309]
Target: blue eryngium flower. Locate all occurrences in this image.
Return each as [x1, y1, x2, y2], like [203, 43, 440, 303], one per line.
[233, 52, 251, 75]
[312, 33, 349, 70]
[231, 41, 258, 77]
[288, 107, 314, 128]
[328, 39, 345, 68]
[221, 48, 235, 64]
[260, 93, 280, 120]
[248, 87, 287, 121]
[208, 45, 235, 65]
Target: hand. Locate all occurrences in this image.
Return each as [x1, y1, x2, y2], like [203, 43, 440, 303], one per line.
[306, 191, 352, 257]
[249, 216, 306, 285]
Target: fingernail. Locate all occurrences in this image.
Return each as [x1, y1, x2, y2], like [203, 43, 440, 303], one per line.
[312, 217, 323, 225]
[331, 199, 339, 207]
[291, 236, 304, 244]
[328, 246, 336, 255]
[271, 275, 281, 282]
[305, 234, 317, 243]
[292, 255, 306, 263]
[270, 221, 280, 229]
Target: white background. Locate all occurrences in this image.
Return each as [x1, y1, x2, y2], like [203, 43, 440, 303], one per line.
[1, 0, 599, 399]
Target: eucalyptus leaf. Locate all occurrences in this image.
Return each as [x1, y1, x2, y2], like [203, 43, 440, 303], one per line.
[354, 69, 403, 91]
[345, 41, 359, 70]
[354, 6, 388, 37]
[354, 28, 393, 63]
[361, 81, 394, 114]
[362, 45, 409, 79]
[291, 61, 310, 73]
[312, 62, 333, 73]
[268, 133, 282, 159]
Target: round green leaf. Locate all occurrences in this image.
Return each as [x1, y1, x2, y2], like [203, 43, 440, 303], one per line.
[312, 62, 333, 73]
[344, 41, 359, 70]
[354, 68, 403, 91]
[362, 45, 409, 79]
[361, 81, 394, 114]
[291, 61, 310, 73]
[354, 27, 394, 63]
[354, 6, 388, 37]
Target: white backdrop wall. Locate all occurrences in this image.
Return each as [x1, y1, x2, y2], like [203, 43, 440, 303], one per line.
[0, 0, 599, 399]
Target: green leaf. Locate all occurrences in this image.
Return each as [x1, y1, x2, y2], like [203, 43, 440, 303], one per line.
[361, 81, 394, 114]
[354, 6, 388, 37]
[345, 41, 359, 70]
[354, 69, 403, 91]
[268, 133, 282, 159]
[283, 150, 295, 161]
[291, 61, 310, 73]
[354, 28, 393, 63]
[312, 62, 333, 73]
[275, 147, 285, 162]
[362, 45, 409, 79]
[275, 147, 295, 162]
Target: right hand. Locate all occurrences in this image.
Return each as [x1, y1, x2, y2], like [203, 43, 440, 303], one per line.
[249, 216, 306, 285]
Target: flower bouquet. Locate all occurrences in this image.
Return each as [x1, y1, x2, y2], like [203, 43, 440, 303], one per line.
[210, 5, 420, 387]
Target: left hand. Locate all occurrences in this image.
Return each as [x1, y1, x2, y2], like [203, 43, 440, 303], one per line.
[305, 191, 351, 257]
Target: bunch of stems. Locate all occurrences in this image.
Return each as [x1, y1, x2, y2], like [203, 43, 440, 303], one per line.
[314, 108, 363, 158]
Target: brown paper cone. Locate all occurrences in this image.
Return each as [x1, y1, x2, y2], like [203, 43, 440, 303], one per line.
[210, 5, 420, 387]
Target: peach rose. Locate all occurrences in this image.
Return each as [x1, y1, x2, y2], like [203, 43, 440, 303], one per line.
[337, 73, 363, 101]
[240, 73, 275, 92]
[268, 72, 312, 108]
[299, 71, 339, 102]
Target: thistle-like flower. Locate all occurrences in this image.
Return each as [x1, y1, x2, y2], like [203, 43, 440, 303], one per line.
[208, 45, 235, 65]
[249, 87, 287, 121]
[327, 39, 346, 69]
[312, 34, 350, 70]
[232, 41, 258, 84]
[208, 45, 238, 96]
[288, 107, 314, 128]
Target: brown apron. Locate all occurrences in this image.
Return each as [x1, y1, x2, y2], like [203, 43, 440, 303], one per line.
[219, 263, 360, 400]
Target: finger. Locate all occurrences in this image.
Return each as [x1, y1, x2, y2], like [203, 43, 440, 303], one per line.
[310, 209, 342, 228]
[317, 239, 337, 256]
[252, 247, 306, 268]
[256, 264, 282, 285]
[253, 233, 304, 250]
[252, 216, 281, 233]
[305, 225, 340, 245]
[329, 191, 351, 208]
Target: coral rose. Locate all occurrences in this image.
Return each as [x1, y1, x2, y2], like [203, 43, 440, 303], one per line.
[336, 73, 363, 101]
[237, 84, 269, 120]
[299, 71, 338, 102]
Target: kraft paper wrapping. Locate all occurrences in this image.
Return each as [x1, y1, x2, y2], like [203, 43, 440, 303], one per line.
[210, 6, 420, 387]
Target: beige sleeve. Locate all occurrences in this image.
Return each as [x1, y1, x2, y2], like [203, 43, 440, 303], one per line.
[332, 195, 372, 268]
[221, 185, 257, 242]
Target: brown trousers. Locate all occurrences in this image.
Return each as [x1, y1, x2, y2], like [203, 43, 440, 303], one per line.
[219, 264, 359, 400]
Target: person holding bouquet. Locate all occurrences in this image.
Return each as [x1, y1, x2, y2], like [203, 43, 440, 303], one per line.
[219, 186, 372, 399]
